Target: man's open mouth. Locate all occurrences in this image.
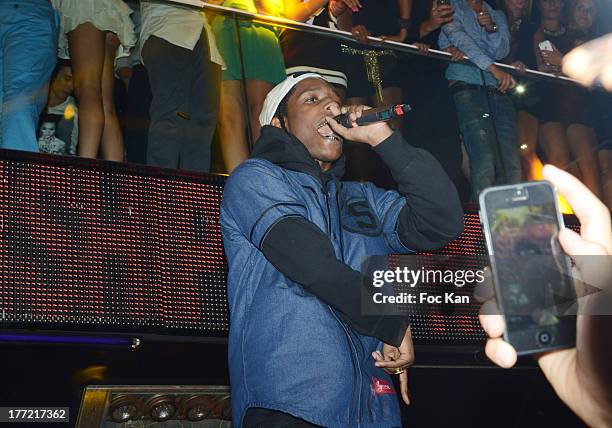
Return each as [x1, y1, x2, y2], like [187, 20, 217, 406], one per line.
[316, 120, 342, 142]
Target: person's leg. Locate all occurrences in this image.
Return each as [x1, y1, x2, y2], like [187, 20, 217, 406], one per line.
[124, 65, 152, 164]
[180, 32, 221, 173]
[539, 122, 571, 171]
[99, 32, 124, 161]
[0, 2, 58, 151]
[491, 93, 521, 186]
[219, 80, 249, 173]
[69, 23, 106, 158]
[243, 408, 322, 428]
[516, 111, 540, 181]
[452, 89, 496, 200]
[246, 79, 274, 143]
[566, 123, 603, 199]
[142, 36, 191, 169]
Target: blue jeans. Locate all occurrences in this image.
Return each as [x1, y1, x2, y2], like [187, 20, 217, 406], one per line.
[453, 85, 521, 200]
[0, 0, 59, 152]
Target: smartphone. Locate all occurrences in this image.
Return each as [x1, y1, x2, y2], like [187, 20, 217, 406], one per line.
[479, 182, 576, 355]
[539, 40, 554, 52]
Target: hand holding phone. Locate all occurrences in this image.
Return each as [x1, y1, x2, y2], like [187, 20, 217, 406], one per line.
[477, 165, 612, 428]
[431, 1, 454, 28]
[479, 181, 576, 355]
[539, 40, 554, 52]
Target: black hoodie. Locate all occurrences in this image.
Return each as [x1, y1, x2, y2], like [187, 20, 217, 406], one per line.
[253, 125, 464, 345]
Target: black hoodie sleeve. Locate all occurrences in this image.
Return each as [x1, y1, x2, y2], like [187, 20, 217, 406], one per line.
[373, 132, 464, 250]
[260, 133, 462, 345]
[261, 216, 408, 347]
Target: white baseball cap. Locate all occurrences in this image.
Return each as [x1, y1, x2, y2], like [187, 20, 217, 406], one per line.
[259, 73, 325, 126]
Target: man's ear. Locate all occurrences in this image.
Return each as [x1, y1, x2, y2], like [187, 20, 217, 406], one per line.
[271, 117, 282, 129]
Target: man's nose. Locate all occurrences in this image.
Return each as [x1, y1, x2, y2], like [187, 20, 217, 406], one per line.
[325, 101, 341, 116]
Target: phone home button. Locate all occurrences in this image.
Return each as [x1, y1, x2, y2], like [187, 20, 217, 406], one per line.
[537, 331, 553, 345]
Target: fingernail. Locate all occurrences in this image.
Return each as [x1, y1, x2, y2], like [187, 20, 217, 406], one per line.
[498, 351, 513, 367]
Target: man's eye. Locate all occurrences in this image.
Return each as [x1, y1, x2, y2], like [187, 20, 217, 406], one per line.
[305, 96, 318, 103]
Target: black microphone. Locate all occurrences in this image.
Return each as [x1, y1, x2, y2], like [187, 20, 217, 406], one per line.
[333, 104, 411, 128]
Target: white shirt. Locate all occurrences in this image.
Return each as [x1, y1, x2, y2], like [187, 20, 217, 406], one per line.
[139, 1, 225, 67]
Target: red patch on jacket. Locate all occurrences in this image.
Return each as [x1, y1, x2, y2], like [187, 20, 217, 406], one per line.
[371, 377, 396, 395]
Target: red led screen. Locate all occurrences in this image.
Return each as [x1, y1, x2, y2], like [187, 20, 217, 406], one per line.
[0, 150, 578, 345]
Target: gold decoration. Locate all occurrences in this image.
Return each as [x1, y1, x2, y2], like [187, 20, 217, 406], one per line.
[341, 44, 395, 103]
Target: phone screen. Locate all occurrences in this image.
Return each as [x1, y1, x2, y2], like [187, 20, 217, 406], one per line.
[482, 183, 576, 353]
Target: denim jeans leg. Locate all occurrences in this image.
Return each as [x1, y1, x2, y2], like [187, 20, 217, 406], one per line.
[0, 2, 58, 151]
[492, 93, 521, 185]
[453, 88, 496, 200]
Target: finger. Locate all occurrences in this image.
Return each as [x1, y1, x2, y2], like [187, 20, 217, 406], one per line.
[328, 103, 342, 117]
[400, 370, 410, 405]
[374, 358, 412, 369]
[479, 313, 505, 339]
[382, 346, 398, 361]
[479, 300, 505, 338]
[327, 117, 353, 138]
[542, 164, 612, 253]
[473, 267, 494, 302]
[348, 104, 366, 118]
[485, 338, 517, 368]
[509, 76, 517, 89]
[558, 227, 608, 257]
[602, 65, 612, 91]
[498, 77, 507, 92]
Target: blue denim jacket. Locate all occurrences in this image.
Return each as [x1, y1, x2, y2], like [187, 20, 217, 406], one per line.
[438, 0, 510, 86]
[221, 157, 410, 427]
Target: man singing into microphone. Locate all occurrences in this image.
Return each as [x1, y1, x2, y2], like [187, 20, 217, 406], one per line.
[221, 73, 463, 427]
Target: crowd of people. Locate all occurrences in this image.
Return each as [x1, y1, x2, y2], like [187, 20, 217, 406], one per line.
[0, 0, 611, 208]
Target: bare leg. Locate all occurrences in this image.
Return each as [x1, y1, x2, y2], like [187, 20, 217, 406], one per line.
[539, 122, 572, 171]
[567, 123, 603, 199]
[100, 32, 124, 162]
[68, 22, 105, 158]
[218, 80, 248, 173]
[599, 149, 612, 211]
[246, 79, 274, 143]
[516, 111, 539, 180]
[379, 86, 403, 134]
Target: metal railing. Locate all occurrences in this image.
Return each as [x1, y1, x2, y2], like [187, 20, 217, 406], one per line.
[163, 0, 581, 85]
